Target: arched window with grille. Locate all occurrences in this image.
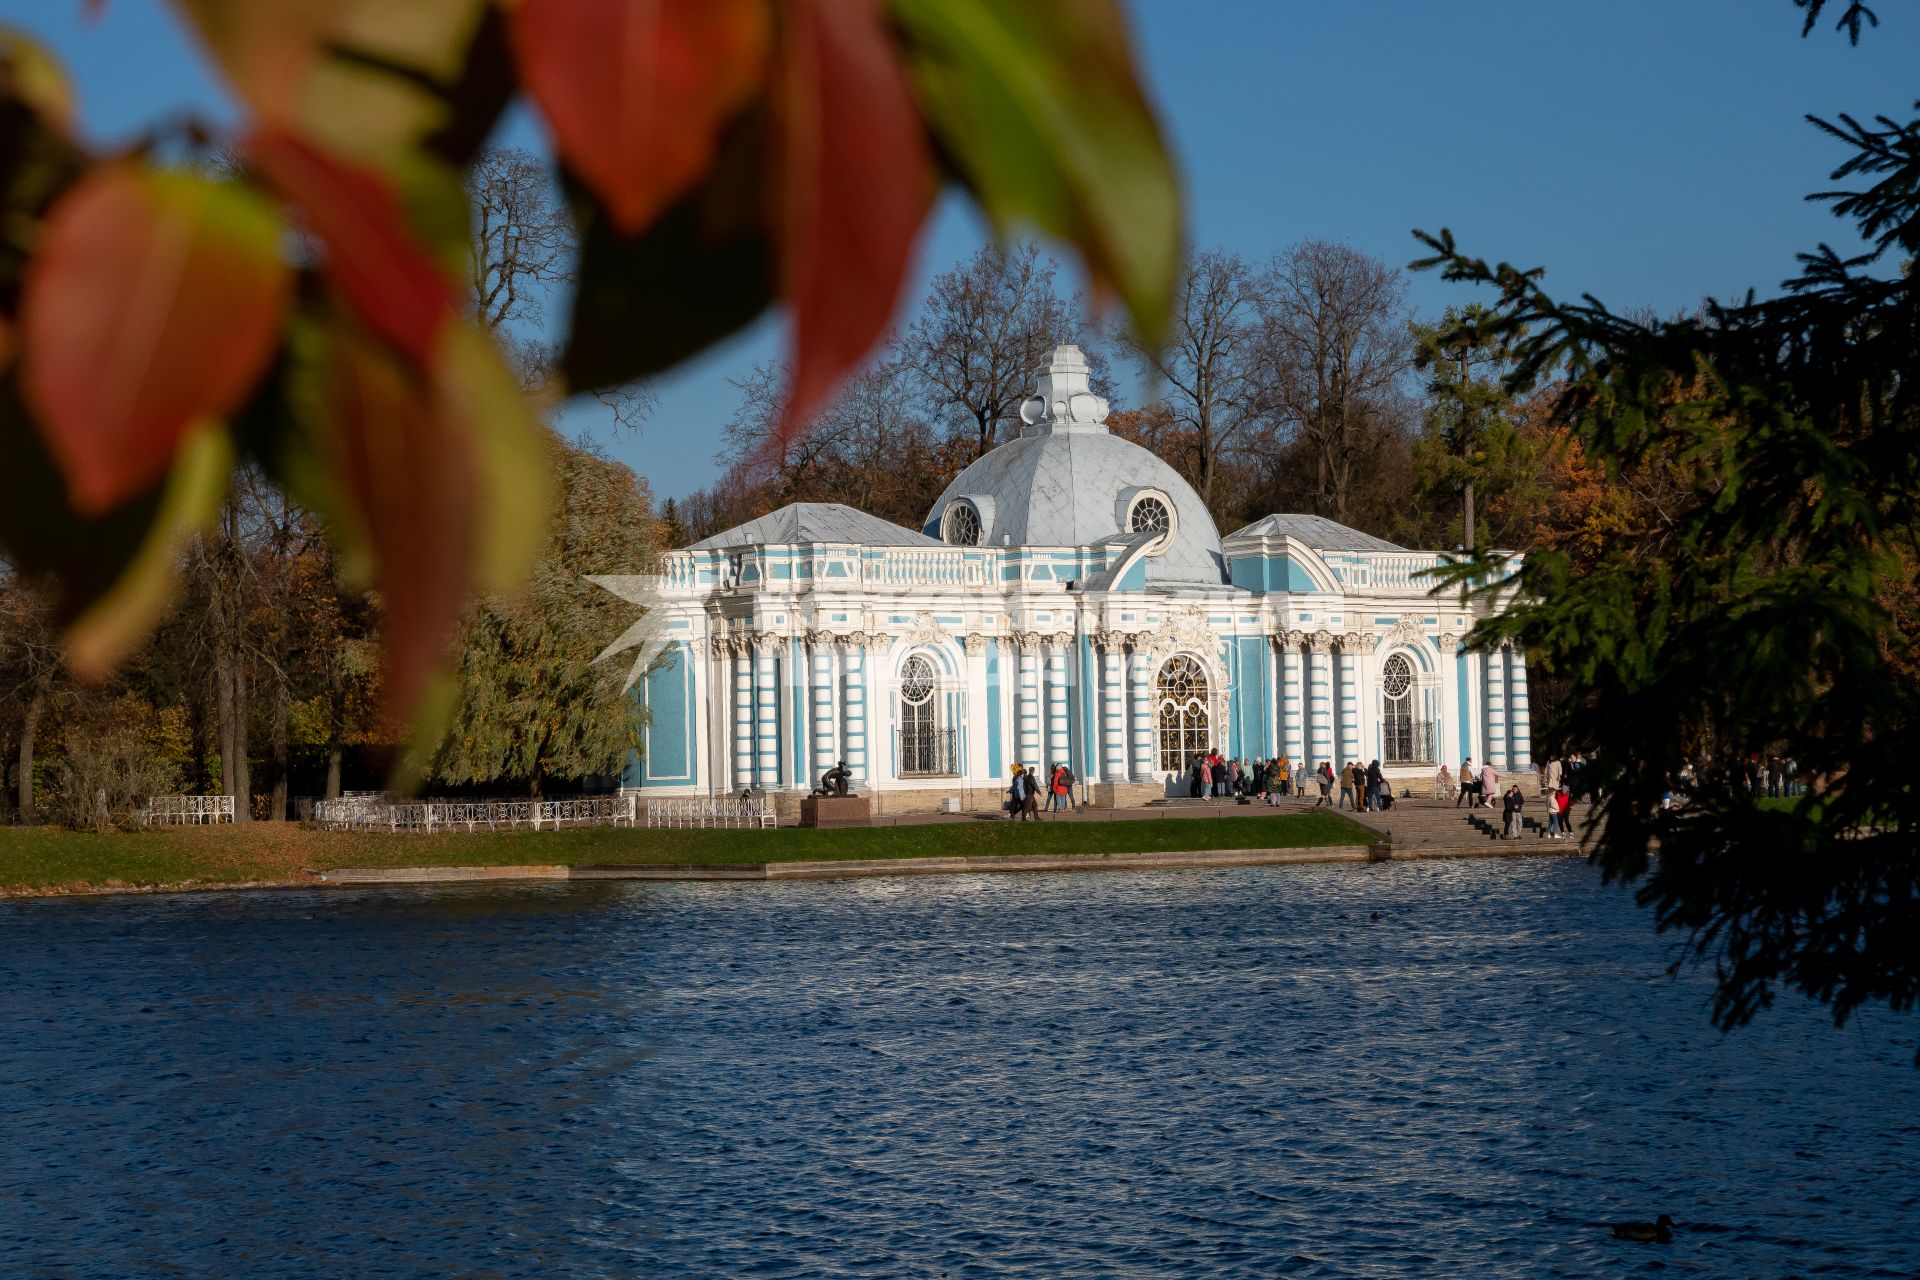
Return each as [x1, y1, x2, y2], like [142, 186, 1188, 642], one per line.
[1156, 655, 1211, 771]
[1380, 653, 1434, 763]
[896, 654, 955, 776]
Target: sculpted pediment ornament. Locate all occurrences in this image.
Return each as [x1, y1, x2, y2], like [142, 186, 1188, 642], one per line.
[1377, 613, 1428, 652]
[899, 611, 947, 650]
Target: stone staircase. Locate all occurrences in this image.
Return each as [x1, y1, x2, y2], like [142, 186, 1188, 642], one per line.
[1340, 797, 1591, 853]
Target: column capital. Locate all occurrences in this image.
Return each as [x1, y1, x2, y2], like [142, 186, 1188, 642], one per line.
[750, 632, 782, 656]
[1306, 630, 1335, 654]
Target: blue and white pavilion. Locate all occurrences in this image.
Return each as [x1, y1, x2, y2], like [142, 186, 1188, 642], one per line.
[624, 346, 1532, 814]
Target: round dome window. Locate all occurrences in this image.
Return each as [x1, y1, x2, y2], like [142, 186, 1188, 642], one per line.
[1126, 492, 1177, 553]
[942, 500, 982, 547]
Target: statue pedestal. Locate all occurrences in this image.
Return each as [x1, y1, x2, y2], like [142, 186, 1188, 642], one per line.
[800, 795, 871, 828]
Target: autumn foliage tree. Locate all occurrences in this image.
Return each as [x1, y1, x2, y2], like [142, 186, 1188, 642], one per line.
[0, 1, 1181, 748]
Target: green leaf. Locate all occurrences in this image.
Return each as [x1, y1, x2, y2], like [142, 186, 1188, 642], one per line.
[889, 0, 1182, 347]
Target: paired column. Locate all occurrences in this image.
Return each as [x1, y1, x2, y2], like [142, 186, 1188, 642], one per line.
[1507, 647, 1532, 772]
[1045, 643, 1071, 771]
[810, 636, 838, 777]
[1016, 638, 1041, 768]
[1306, 636, 1334, 773]
[730, 643, 755, 791]
[1128, 647, 1155, 781]
[1279, 638, 1306, 766]
[841, 635, 869, 786]
[753, 639, 780, 790]
[1484, 645, 1509, 772]
[1099, 634, 1128, 782]
[1336, 637, 1362, 766]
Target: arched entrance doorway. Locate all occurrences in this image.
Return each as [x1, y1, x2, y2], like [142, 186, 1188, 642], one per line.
[1156, 654, 1212, 773]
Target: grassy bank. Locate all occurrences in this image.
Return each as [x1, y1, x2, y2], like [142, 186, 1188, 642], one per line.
[0, 810, 1376, 896]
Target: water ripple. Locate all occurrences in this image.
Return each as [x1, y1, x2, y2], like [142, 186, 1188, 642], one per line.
[1, 859, 1916, 1276]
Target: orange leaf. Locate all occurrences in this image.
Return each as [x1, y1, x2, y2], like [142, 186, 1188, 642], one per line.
[19, 164, 289, 513]
[319, 317, 478, 723]
[248, 127, 456, 367]
[510, 0, 770, 237]
[773, 0, 933, 440]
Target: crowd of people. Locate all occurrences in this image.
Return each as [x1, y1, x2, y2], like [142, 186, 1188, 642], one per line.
[1004, 761, 1079, 819]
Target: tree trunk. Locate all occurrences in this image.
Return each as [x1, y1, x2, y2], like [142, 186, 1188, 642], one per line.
[324, 744, 343, 800]
[189, 693, 210, 794]
[17, 689, 44, 825]
[269, 680, 289, 822]
[216, 639, 238, 800]
[1462, 478, 1477, 551]
[232, 664, 251, 822]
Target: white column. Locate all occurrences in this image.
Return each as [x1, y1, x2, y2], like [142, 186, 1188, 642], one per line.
[1507, 647, 1532, 772]
[1016, 640, 1041, 768]
[1279, 639, 1306, 767]
[1100, 635, 1127, 782]
[1484, 645, 1509, 772]
[841, 636, 869, 786]
[754, 640, 779, 790]
[811, 639, 837, 777]
[1307, 638, 1334, 773]
[731, 646, 754, 791]
[1045, 643, 1070, 772]
[1128, 647, 1155, 782]
[1336, 639, 1362, 766]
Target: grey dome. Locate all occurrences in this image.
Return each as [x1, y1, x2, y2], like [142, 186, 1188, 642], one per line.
[923, 346, 1226, 586]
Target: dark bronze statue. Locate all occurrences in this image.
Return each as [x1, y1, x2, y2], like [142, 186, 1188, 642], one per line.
[814, 761, 852, 798]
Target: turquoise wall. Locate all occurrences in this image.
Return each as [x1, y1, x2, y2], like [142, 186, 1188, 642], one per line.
[631, 643, 693, 788]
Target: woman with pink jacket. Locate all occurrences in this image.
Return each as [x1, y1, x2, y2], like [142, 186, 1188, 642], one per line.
[1479, 762, 1498, 807]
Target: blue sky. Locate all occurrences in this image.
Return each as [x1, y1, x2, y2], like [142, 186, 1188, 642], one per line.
[5, 0, 1914, 500]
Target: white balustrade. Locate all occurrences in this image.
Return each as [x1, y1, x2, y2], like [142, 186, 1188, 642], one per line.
[146, 795, 235, 825]
[311, 795, 640, 833]
[642, 796, 778, 829]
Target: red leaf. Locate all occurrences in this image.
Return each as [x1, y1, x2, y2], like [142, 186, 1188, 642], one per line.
[510, 0, 770, 237]
[248, 127, 456, 367]
[320, 318, 477, 723]
[772, 0, 932, 441]
[19, 164, 289, 513]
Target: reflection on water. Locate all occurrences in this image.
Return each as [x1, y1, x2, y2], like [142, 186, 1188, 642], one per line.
[2, 860, 1915, 1277]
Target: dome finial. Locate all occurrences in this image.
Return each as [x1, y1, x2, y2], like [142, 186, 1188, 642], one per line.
[1018, 344, 1109, 435]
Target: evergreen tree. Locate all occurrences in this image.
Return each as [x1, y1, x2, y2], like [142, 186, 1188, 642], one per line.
[1410, 303, 1527, 550]
[1414, 8, 1920, 1053]
[430, 434, 661, 794]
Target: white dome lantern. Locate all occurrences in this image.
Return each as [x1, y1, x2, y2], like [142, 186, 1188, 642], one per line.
[923, 345, 1226, 585]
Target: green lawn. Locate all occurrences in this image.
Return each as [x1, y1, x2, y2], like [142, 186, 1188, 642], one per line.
[0, 810, 1376, 895]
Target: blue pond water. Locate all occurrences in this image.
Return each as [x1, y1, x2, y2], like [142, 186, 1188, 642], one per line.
[2, 859, 1916, 1277]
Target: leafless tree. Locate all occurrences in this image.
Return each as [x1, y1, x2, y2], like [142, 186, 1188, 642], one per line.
[0, 571, 61, 823]
[468, 147, 575, 336]
[906, 243, 1104, 459]
[1260, 239, 1413, 525]
[1119, 248, 1270, 517]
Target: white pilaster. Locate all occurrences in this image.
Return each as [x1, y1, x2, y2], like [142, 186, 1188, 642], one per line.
[1307, 636, 1334, 774]
[1099, 634, 1127, 782]
[841, 636, 869, 787]
[1336, 637, 1362, 766]
[1016, 639, 1041, 769]
[732, 646, 754, 791]
[1128, 647, 1155, 782]
[811, 638, 837, 777]
[1485, 644, 1509, 772]
[1279, 638, 1305, 767]
[1045, 643, 1070, 772]
[1508, 647, 1532, 772]
[754, 639, 779, 790]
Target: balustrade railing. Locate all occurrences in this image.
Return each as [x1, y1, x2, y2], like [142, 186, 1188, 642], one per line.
[643, 795, 778, 829]
[146, 795, 235, 825]
[311, 795, 638, 832]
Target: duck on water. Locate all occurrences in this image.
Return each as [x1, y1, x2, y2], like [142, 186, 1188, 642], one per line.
[1611, 1214, 1675, 1243]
